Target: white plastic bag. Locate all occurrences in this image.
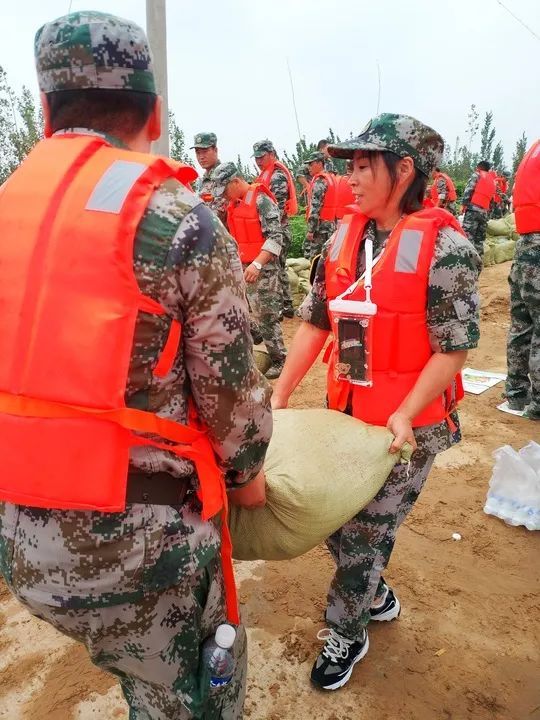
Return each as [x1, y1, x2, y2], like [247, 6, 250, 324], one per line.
[484, 442, 540, 530]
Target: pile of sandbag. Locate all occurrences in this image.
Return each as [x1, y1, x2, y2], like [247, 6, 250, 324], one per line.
[483, 212, 517, 266]
[286, 257, 312, 308]
[229, 408, 412, 560]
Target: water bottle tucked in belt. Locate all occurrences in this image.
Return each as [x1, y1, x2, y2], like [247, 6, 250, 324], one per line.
[202, 624, 236, 688]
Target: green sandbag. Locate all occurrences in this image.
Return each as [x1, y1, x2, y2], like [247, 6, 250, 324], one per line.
[254, 346, 271, 374]
[292, 291, 305, 309]
[287, 257, 311, 272]
[487, 212, 516, 237]
[483, 243, 495, 266]
[298, 278, 311, 294]
[229, 408, 411, 561]
[493, 240, 515, 264]
[287, 268, 299, 292]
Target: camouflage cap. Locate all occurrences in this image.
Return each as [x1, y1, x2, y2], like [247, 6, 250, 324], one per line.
[306, 151, 326, 164]
[191, 132, 218, 149]
[327, 113, 444, 177]
[252, 140, 276, 157]
[211, 162, 243, 196]
[35, 11, 156, 94]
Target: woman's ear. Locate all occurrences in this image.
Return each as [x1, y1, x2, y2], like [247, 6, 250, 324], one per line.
[398, 156, 415, 184]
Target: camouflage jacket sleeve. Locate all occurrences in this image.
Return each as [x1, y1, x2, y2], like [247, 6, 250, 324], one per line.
[256, 193, 283, 257]
[436, 176, 447, 203]
[168, 198, 273, 487]
[269, 168, 289, 220]
[307, 177, 328, 234]
[427, 226, 481, 352]
[297, 238, 333, 331]
[461, 171, 479, 208]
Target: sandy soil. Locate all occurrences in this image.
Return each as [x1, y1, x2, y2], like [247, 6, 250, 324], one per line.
[0, 262, 538, 720]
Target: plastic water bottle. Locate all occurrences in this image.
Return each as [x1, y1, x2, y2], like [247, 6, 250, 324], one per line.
[202, 624, 236, 689]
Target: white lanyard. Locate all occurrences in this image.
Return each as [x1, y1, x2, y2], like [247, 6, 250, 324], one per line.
[337, 236, 384, 304]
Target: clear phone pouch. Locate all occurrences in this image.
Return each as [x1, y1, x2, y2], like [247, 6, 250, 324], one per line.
[328, 298, 377, 386]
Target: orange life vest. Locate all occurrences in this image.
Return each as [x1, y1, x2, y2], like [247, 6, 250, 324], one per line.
[513, 139, 540, 234]
[227, 183, 277, 263]
[423, 195, 436, 208]
[335, 175, 356, 219]
[256, 159, 298, 216]
[493, 175, 507, 205]
[430, 171, 457, 204]
[307, 172, 338, 222]
[470, 170, 496, 210]
[0, 134, 239, 623]
[324, 208, 464, 428]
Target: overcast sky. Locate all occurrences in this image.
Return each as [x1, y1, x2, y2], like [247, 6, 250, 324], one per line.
[1, 0, 539, 172]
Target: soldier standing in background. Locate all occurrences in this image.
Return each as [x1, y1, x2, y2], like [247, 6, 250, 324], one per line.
[253, 139, 297, 318]
[461, 160, 497, 258]
[317, 138, 337, 174]
[306, 151, 338, 261]
[192, 131, 228, 224]
[505, 140, 540, 420]
[213, 162, 287, 379]
[430, 167, 458, 214]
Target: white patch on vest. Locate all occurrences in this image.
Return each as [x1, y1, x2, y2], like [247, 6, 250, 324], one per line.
[328, 222, 349, 262]
[85, 160, 148, 213]
[244, 190, 254, 205]
[394, 229, 423, 273]
[532, 144, 540, 159]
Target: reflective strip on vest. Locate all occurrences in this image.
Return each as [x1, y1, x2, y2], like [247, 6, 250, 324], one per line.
[328, 221, 349, 262]
[394, 229, 423, 273]
[244, 190, 254, 205]
[533, 144, 540, 160]
[85, 160, 148, 213]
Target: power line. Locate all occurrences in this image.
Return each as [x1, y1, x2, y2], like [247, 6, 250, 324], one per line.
[495, 0, 540, 42]
[286, 58, 302, 142]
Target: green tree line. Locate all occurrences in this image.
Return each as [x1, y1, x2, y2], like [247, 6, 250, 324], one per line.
[0, 65, 530, 192]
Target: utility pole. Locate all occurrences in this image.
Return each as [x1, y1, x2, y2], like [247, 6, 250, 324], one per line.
[146, 0, 169, 156]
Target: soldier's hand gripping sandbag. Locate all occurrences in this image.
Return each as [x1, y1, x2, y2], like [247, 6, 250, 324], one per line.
[229, 409, 412, 560]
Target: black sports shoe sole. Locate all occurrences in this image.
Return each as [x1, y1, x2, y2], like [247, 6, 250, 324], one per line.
[312, 635, 370, 691]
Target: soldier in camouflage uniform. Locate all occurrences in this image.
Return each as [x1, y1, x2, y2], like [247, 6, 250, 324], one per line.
[0, 11, 272, 719]
[306, 151, 337, 261]
[192, 132, 228, 226]
[431, 167, 457, 214]
[212, 162, 287, 379]
[317, 139, 337, 174]
[504, 141, 540, 420]
[272, 114, 481, 691]
[461, 160, 494, 257]
[253, 139, 295, 318]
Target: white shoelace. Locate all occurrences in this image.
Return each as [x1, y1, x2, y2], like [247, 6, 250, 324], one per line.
[317, 628, 355, 662]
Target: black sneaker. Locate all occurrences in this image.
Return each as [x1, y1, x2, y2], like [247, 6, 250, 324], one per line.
[265, 364, 284, 380]
[369, 581, 401, 622]
[251, 330, 264, 345]
[507, 396, 528, 411]
[310, 628, 369, 691]
[282, 308, 295, 319]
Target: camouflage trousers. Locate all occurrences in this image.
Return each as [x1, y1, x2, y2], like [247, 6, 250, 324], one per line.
[505, 233, 540, 414]
[304, 227, 336, 262]
[0, 500, 246, 720]
[245, 260, 286, 367]
[278, 224, 294, 314]
[462, 207, 488, 258]
[325, 449, 436, 640]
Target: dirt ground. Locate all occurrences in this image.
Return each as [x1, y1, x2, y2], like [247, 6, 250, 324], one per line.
[0, 262, 538, 720]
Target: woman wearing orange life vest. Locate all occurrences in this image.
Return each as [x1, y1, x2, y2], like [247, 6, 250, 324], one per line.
[272, 114, 481, 691]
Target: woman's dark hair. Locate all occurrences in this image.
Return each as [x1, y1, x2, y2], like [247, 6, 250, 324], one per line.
[363, 150, 427, 214]
[46, 89, 157, 137]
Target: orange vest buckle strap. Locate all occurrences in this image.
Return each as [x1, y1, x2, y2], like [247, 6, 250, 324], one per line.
[324, 208, 465, 428]
[0, 134, 239, 623]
